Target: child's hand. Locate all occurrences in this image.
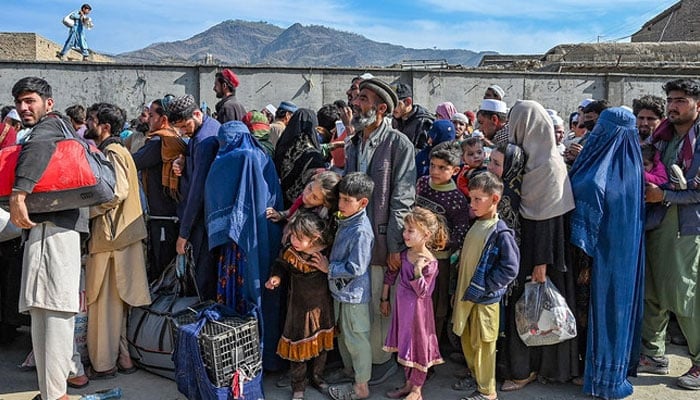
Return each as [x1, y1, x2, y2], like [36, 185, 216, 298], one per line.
[380, 300, 391, 317]
[413, 256, 428, 279]
[266, 207, 283, 222]
[310, 253, 329, 273]
[265, 276, 281, 290]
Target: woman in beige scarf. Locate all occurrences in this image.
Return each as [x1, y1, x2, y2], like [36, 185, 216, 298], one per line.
[500, 100, 579, 391]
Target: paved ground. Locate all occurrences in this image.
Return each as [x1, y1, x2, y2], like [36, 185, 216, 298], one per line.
[0, 327, 697, 399]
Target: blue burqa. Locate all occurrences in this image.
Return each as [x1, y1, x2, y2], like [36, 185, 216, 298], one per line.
[204, 121, 284, 371]
[569, 108, 645, 399]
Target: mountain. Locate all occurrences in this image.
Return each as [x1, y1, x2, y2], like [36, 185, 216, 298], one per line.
[117, 20, 492, 67]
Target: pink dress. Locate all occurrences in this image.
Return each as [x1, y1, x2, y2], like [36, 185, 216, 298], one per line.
[383, 251, 444, 372]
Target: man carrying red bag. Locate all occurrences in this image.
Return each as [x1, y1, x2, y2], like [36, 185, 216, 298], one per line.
[9, 77, 88, 400]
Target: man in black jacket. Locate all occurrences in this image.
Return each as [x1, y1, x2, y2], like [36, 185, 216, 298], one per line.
[391, 83, 434, 150]
[10, 76, 88, 400]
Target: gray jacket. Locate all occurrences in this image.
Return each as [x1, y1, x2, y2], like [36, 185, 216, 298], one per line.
[345, 119, 416, 266]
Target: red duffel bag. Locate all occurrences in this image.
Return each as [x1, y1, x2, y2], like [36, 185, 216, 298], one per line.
[0, 138, 116, 213]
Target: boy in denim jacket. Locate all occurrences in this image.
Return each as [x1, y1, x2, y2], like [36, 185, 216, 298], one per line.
[316, 172, 375, 400]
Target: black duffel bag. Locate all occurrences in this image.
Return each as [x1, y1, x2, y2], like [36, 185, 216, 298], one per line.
[127, 247, 205, 380]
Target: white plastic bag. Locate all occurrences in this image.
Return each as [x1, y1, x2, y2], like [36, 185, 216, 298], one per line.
[62, 12, 74, 28]
[515, 278, 577, 346]
[0, 208, 21, 242]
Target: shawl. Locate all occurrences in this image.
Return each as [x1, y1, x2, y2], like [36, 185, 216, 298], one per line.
[569, 107, 645, 399]
[146, 127, 186, 200]
[508, 100, 575, 220]
[651, 117, 696, 173]
[497, 143, 525, 245]
[435, 101, 458, 120]
[273, 109, 326, 206]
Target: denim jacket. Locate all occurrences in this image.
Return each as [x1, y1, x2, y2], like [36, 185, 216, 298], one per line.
[327, 209, 374, 304]
[461, 219, 519, 304]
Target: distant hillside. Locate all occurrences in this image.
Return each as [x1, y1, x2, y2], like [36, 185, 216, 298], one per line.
[117, 20, 493, 67]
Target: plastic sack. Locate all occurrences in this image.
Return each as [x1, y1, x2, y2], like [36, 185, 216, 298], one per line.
[515, 278, 577, 346]
[62, 13, 74, 28]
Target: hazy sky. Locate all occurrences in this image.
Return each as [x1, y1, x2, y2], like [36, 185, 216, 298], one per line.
[5, 0, 679, 55]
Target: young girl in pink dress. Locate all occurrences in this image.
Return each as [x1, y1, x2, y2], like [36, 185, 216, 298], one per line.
[380, 207, 449, 400]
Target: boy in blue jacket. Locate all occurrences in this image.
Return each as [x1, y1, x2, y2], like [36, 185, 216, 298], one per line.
[315, 172, 375, 400]
[451, 172, 519, 400]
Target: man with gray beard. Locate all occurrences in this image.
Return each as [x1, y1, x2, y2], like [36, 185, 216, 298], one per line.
[342, 78, 416, 393]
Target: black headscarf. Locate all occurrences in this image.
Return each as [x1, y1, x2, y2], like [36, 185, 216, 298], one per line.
[497, 143, 526, 245]
[273, 108, 326, 207]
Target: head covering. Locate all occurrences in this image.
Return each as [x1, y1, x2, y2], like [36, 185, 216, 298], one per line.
[220, 69, 240, 88]
[479, 99, 508, 114]
[451, 112, 468, 124]
[395, 83, 413, 100]
[508, 100, 575, 220]
[567, 107, 644, 399]
[278, 101, 298, 113]
[465, 111, 476, 124]
[359, 78, 398, 114]
[163, 94, 196, 121]
[579, 98, 595, 109]
[5, 109, 20, 122]
[358, 72, 374, 80]
[242, 111, 274, 157]
[497, 143, 526, 244]
[273, 109, 326, 206]
[264, 104, 277, 115]
[435, 101, 458, 120]
[551, 114, 564, 127]
[487, 85, 505, 100]
[415, 120, 456, 178]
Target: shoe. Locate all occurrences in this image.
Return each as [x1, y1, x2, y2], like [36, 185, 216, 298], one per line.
[67, 374, 89, 389]
[276, 371, 291, 387]
[310, 375, 329, 394]
[368, 360, 398, 386]
[670, 164, 687, 190]
[637, 354, 670, 375]
[82, 56, 89, 62]
[55, 51, 63, 60]
[452, 376, 476, 391]
[118, 364, 138, 374]
[677, 365, 700, 390]
[86, 366, 117, 380]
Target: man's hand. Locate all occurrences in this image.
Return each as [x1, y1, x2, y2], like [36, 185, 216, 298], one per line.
[176, 236, 188, 255]
[172, 155, 185, 177]
[387, 252, 401, 271]
[645, 183, 664, 203]
[9, 191, 35, 229]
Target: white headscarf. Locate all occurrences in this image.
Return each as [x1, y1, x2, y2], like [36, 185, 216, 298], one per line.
[508, 100, 575, 220]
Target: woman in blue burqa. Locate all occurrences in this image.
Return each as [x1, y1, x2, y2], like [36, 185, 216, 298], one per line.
[205, 121, 284, 371]
[568, 107, 645, 399]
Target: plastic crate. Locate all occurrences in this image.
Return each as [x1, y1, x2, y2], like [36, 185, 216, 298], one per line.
[174, 310, 262, 387]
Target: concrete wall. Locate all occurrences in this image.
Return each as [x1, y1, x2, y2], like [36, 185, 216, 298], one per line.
[0, 61, 687, 123]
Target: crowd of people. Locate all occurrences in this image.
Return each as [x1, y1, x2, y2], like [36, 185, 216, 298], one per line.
[0, 70, 698, 400]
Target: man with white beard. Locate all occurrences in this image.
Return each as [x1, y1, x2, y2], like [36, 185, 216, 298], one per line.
[343, 78, 416, 391]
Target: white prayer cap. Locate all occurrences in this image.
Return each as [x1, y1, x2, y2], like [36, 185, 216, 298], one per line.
[579, 98, 595, 109]
[487, 84, 505, 99]
[264, 104, 277, 115]
[479, 99, 508, 114]
[5, 109, 20, 122]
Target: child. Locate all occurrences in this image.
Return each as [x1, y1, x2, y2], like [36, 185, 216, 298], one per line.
[265, 211, 335, 400]
[452, 172, 519, 400]
[641, 143, 668, 186]
[380, 207, 448, 400]
[457, 137, 488, 198]
[416, 140, 470, 343]
[266, 170, 340, 221]
[317, 172, 375, 400]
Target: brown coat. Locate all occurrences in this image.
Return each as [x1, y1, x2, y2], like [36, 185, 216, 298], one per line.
[86, 142, 150, 307]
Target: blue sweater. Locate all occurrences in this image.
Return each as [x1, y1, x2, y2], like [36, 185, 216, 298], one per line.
[461, 219, 519, 304]
[327, 209, 374, 304]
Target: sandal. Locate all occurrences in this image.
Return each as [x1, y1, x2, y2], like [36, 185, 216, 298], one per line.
[328, 383, 366, 400]
[459, 390, 497, 400]
[501, 371, 537, 391]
